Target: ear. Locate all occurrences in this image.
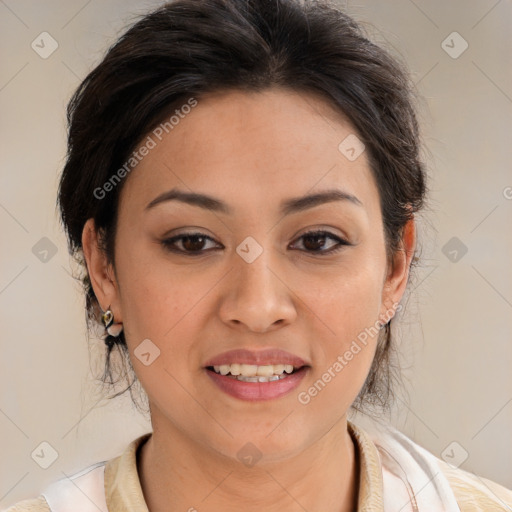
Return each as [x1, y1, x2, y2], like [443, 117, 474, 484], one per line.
[379, 215, 416, 321]
[82, 218, 122, 321]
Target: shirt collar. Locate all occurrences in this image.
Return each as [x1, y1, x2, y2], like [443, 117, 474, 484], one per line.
[104, 431, 151, 512]
[104, 421, 383, 511]
[347, 420, 384, 511]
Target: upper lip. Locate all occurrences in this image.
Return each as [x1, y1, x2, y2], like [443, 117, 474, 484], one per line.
[204, 348, 309, 368]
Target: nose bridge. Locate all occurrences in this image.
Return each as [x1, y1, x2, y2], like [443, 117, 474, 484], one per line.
[237, 242, 275, 291]
[235, 237, 280, 301]
[220, 236, 296, 332]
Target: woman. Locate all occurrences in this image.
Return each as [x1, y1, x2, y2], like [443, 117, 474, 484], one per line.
[5, 0, 511, 511]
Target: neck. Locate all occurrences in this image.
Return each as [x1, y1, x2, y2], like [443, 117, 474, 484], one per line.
[137, 414, 359, 512]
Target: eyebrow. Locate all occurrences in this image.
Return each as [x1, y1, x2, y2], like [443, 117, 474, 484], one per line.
[145, 187, 363, 216]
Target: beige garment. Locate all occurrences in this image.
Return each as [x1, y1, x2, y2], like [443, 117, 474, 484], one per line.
[4, 422, 512, 511]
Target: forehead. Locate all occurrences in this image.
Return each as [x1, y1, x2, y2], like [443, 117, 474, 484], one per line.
[119, 87, 379, 219]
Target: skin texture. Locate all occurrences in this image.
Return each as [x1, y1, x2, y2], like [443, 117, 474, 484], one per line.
[82, 87, 416, 512]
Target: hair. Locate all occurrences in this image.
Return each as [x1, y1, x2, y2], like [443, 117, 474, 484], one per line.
[57, 0, 427, 416]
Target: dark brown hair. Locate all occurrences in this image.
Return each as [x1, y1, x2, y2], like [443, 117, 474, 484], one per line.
[58, 0, 426, 415]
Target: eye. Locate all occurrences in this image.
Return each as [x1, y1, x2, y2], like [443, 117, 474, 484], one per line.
[161, 232, 221, 255]
[161, 229, 351, 256]
[290, 230, 351, 255]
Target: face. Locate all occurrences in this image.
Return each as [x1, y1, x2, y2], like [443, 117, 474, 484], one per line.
[84, 87, 414, 463]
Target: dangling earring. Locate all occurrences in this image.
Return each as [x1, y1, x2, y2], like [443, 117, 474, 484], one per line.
[101, 306, 123, 349]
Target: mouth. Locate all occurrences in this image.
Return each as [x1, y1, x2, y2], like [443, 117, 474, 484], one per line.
[203, 349, 310, 401]
[205, 363, 304, 383]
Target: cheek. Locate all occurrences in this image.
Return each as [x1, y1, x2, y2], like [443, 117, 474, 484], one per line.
[294, 274, 382, 419]
[301, 257, 385, 342]
[114, 236, 198, 330]
[291, 256, 385, 412]
[113, 249, 210, 416]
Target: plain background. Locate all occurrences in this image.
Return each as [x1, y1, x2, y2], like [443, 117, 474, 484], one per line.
[1, 0, 511, 507]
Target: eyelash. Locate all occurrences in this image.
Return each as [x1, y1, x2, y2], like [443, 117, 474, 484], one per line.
[161, 230, 351, 256]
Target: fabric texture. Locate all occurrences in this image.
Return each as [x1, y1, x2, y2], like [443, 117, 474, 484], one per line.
[3, 421, 512, 511]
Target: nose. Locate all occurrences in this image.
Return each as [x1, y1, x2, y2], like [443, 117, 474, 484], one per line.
[219, 246, 297, 333]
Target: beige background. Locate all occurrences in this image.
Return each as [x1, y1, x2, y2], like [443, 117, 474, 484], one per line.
[1, 0, 511, 507]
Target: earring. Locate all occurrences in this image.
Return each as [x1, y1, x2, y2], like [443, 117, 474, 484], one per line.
[101, 306, 123, 348]
[378, 319, 392, 330]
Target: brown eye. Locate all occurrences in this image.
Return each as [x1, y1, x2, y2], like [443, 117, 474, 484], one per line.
[161, 230, 350, 257]
[291, 230, 351, 254]
[162, 233, 219, 255]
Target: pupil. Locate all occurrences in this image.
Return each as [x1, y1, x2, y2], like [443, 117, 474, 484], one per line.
[183, 235, 205, 251]
[304, 234, 325, 251]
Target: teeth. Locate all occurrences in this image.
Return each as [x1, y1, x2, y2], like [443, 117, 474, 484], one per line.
[230, 363, 241, 375]
[211, 363, 299, 378]
[219, 365, 230, 375]
[235, 374, 288, 383]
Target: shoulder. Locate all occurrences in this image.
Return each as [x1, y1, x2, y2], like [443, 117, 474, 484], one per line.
[2, 462, 107, 512]
[2, 496, 51, 512]
[350, 420, 512, 511]
[2, 434, 151, 512]
[438, 459, 512, 512]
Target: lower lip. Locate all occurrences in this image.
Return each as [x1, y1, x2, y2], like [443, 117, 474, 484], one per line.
[205, 367, 308, 401]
